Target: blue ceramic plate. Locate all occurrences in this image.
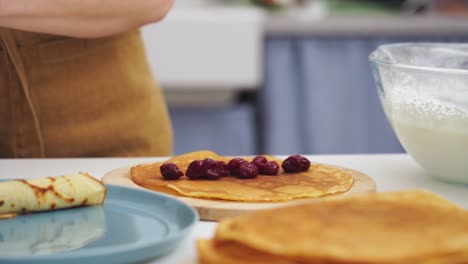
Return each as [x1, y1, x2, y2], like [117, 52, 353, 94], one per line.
[0, 184, 198, 264]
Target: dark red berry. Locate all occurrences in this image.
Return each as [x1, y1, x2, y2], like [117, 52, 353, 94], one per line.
[186, 159, 229, 180]
[282, 155, 311, 173]
[228, 158, 248, 176]
[252, 156, 268, 170]
[160, 163, 184, 180]
[204, 169, 221, 180]
[216, 161, 230, 177]
[238, 162, 258, 179]
[202, 158, 215, 168]
[260, 161, 280, 175]
[203, 160, 229, 180]
[186, 160, 204, 179]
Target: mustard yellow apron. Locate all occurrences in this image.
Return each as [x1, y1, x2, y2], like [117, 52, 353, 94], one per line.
[0, 28, 173, 158]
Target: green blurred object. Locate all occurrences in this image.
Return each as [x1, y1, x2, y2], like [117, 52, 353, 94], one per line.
[250, 0, 283, 10]
[244, 0, 403, 13]
[222, 0, 282, 10]
[328, 0, 402, 14]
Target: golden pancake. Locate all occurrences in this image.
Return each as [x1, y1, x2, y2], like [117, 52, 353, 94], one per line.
[130, 150, 354, 202]
[197, 240, 302, 264]
[0, 173, 106, 219]
[417, 251, 468, 264]
[210, 190, 468, 263]
[198, 240, 468, 264]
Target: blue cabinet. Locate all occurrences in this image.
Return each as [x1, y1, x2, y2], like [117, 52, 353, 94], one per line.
[168, 35, 468, 156]
[262, 36, 468, 154]
[170, 103, 257, 156]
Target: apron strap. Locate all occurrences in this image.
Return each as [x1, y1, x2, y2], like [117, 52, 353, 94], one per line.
[0, 28, 45, 157]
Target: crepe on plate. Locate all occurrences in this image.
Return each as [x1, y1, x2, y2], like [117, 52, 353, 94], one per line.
[0, 173, 107, 219]
[131, 150, 354, 202]
[198, 190, 468, 264]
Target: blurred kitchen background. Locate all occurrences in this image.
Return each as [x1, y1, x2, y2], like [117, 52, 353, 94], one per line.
[141, 0, 468, 156]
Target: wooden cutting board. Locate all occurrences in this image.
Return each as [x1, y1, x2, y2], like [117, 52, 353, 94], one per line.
[102, 164, 376, 221]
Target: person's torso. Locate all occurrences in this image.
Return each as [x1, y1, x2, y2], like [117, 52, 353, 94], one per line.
[0, 28, 173, 158]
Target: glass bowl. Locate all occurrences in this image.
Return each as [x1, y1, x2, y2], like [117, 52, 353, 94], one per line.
[370, 43, 468, 184]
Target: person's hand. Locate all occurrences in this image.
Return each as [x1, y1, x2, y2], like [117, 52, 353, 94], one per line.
[0, 0, 175, 38]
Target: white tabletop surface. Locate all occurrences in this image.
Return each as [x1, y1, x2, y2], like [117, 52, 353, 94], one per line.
[1, 154, 467, 264]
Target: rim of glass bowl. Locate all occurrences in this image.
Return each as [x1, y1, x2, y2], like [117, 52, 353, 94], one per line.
[369, 43, 468, 76]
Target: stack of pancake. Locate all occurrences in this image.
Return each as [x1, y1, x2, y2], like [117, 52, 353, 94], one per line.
[198, 190, 468, 264]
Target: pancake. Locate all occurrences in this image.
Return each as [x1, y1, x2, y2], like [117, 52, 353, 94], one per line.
[131, 150, 354, 202]
[0, 173, 107, 219]
[197, 240, 301, 264]
[198, 240, 468, 264]
[209, 190, 468, 263]
[418, 252, 468, 264]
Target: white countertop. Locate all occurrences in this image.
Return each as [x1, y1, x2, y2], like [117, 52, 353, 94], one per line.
[1, 154, 467, 263]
